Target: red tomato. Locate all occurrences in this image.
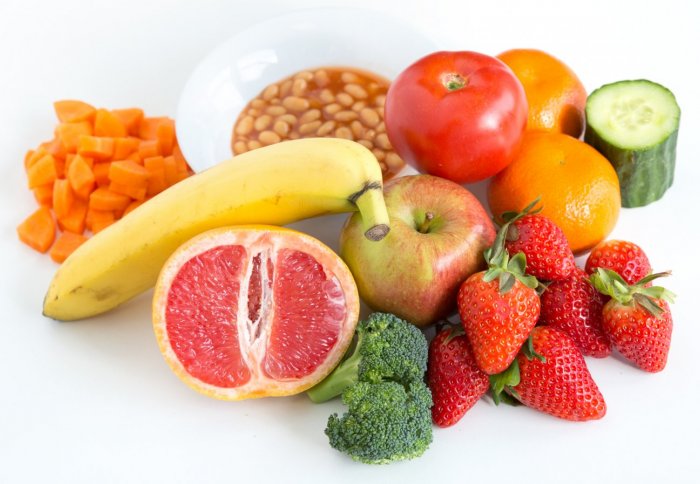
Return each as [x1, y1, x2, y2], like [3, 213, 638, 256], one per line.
[385, 51, 528, 184]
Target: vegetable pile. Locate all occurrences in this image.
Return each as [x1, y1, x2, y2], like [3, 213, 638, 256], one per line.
[18, 100, 192, 262]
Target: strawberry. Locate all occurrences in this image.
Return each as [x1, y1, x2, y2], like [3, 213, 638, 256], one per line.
[428, 324, 490, 427]
[540, 267, 611, 358]
[590, 269, 675, 372]
[458, 220, 540, 375]
[491, 327, 606, 421]
[500, 198, 575, 281]
[585, 240, 651, 285]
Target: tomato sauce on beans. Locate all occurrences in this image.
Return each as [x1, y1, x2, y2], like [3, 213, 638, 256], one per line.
[231, 67, 405, 179]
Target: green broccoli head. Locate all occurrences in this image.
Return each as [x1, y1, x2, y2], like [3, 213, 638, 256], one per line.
[325, 381, 433, 464]
[356, 312, 428, 384]
[307, 312, 428, 403]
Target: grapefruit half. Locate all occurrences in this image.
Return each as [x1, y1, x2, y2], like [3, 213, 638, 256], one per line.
[152, 225, 359, 400]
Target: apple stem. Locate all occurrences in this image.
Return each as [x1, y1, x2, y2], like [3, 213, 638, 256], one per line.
[417, 211, 434, 234]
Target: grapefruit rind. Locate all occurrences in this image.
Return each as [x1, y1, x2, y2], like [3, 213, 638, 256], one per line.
[152, 225, 359, 401]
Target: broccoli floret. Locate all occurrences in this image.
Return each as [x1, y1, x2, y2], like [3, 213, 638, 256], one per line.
[325, 381, 433, 464]
[307, 312, 428, 403]
[309, 313, 433, 464]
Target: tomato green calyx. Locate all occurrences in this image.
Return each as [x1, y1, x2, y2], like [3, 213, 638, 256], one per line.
[416, 211, 435, 234]
[442, 73, 467, 91]
[589, 268, 676, 317]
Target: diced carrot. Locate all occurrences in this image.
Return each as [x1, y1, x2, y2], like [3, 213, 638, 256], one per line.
[112, 108, 144, 136]
[54, 100, 96, 123]
[33, 183, 54, 207]
[126, 152, 142, 164]
[139, 117, 171, 140]
[163, 156, 179, 186]
[78, 136, 114, 160]
[113, 137, 140, 160]
[108, 160, 149, 186]
[94, 108, 127, 137]
[56, 121, 93, 152]
[52, 179, 75, 220]
[172, 144, 191, 174]
[57, 197, 88, 234]
[17, 206, 55, 253]
[138, 139, 160, 159]
[25, 149, 47, 170]
[41, 137, 68, 160]
[49, 231, 88, 263]
[156, 121, 175, 155]
[55, 159, 66, 179]
[144, 156, 167, 196]
[24, 150, 35, 170]
[89, 187, 131, 211]
[65, 153, 75, 171]
[123, 199, 144, 217]
[67, 154, 96, 199]
[27, 154, 57, 188]
[86, 208, 115, 234]
[109, 181, 147, 201]
[93, 163, 111, 187]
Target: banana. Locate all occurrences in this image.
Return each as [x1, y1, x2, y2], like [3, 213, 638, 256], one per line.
[43, 138, 390, 321]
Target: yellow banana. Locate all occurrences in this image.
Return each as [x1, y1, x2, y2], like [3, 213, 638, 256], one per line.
[43, 138, 390, 321]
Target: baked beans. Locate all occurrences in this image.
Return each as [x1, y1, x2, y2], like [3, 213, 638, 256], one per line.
[231, 67, 405, 179]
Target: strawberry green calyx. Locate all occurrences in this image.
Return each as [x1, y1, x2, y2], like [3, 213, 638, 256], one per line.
[489, 359, 520, 405]
[499, 196, 543, 226]
[590, 268, 676, 317]
[483, 216, 539, 294]
[489, 334, 545, 405]
[434, 320, 466, 345]
[522, 334, 546, 363]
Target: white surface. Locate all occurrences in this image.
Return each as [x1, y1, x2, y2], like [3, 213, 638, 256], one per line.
[1, 1, 699, 483]
[176, 7, 438, 172]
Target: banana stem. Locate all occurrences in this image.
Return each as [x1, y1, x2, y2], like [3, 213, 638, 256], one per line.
[352, 182, 390, 241]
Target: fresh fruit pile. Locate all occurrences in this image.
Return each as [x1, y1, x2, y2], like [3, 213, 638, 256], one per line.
[428, 208, 674, 425]
[19, 43, 681, 466]
[17, 100, 192, 262]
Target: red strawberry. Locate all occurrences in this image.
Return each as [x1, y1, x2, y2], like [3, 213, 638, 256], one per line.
[590, 269, 674, 372]
[428, 324, 490, 427]
[540, 268, 611, 357]
[493, 327, 606, 421]
[500, 199, 575, 281]
[458, 222, 540, 375]
[585, 240, 651, 285]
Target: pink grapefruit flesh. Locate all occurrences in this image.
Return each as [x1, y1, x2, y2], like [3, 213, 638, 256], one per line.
[152, 225, 359, 401]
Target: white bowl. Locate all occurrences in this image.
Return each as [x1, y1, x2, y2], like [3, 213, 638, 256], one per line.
[176, 7, 439, 172]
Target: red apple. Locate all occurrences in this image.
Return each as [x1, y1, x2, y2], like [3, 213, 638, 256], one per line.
[339, 174, 496, 327]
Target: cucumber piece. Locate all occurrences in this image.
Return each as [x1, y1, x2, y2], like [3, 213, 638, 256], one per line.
[585, 79, 680, 208]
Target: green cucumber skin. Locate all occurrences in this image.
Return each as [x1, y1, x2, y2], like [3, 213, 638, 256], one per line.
[584, 125, 678, 208]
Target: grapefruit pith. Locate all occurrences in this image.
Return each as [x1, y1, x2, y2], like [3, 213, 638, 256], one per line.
[152, 225, 359, 400]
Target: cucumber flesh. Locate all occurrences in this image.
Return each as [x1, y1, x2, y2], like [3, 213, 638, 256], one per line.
[585, 80, 680, 208]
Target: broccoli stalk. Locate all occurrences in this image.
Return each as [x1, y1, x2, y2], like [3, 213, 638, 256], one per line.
[307, 312, 428, 403]
[307, 333, 364, 404]
[307, 313, 433, 464]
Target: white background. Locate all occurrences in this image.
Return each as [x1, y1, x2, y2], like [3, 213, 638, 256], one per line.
[1, 1, 699, 483]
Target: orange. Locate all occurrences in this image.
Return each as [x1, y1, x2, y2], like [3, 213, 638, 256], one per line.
[152, 225, 359, 400]
[488, 131, 620, 254]
[497, 48, 587, 138]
